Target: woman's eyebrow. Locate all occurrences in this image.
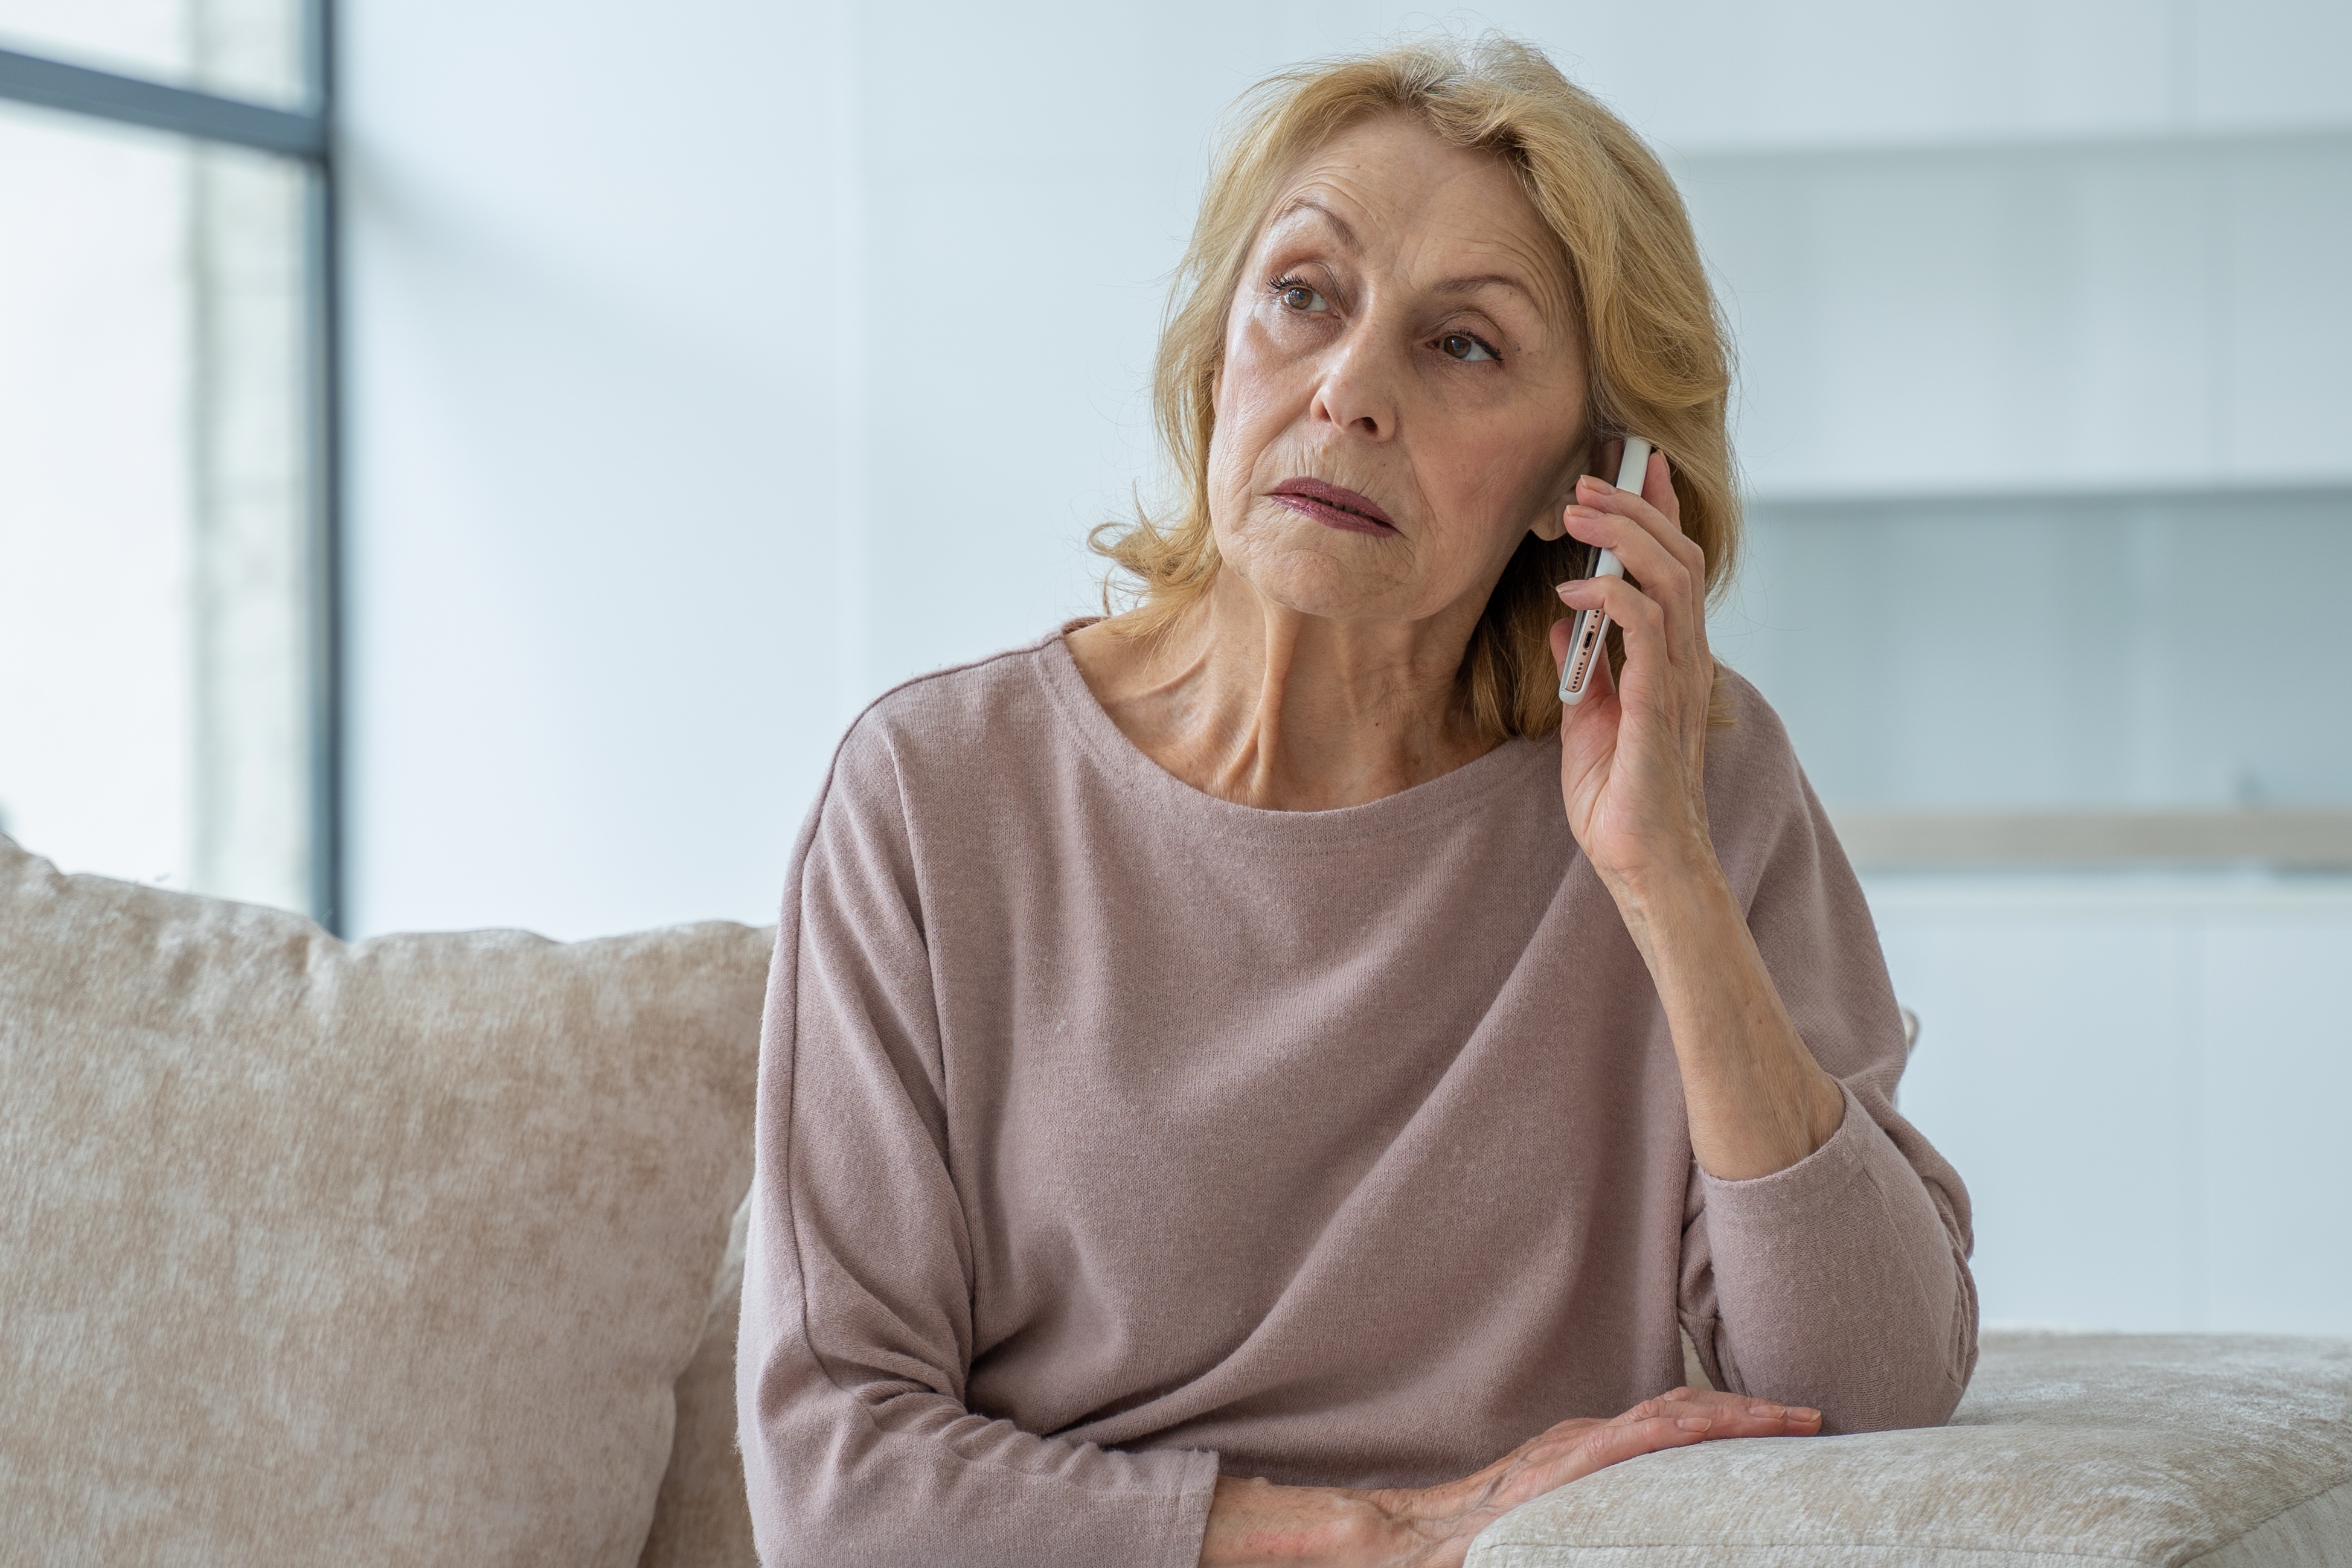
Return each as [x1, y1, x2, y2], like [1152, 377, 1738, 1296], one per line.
[1268, 194, 1359, 249]
[1432, 274, 1539, 306]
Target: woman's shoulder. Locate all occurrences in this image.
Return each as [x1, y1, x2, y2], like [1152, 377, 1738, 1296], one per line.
[1706, 664, 1803, 791]
[1702, 658, 1862, 907]
[853, 632, 1066, 744]
[1700, 664, 1834, 878]
[819, 631, 1078, 816]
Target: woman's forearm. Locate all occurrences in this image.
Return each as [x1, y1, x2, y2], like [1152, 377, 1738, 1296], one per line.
[1549, 450, 1845, 1182]
[1607, 856, 1845, 1181]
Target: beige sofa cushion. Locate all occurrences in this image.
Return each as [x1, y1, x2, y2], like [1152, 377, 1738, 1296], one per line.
[639, 1193, 758, 1568]
[1469, 1330, 2352, 1567]
[0, 836, 771, 1567]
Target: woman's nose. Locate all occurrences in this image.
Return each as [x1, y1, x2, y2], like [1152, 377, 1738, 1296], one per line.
[1309, 333, 1401, 441]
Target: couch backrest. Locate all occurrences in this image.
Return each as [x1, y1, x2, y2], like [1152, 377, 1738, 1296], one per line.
[0, 834, 771, 1568]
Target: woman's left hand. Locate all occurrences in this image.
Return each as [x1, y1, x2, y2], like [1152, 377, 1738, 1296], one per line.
[1549, 446, 1716, 896]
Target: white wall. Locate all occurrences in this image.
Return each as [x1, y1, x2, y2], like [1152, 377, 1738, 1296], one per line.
[342, 0, 854, 940]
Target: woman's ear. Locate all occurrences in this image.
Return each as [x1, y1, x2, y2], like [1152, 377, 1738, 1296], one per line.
[1531, 432, 1596, 542]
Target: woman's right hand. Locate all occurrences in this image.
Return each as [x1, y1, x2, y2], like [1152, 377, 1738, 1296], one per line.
[1199, 1389, 1821, 1567]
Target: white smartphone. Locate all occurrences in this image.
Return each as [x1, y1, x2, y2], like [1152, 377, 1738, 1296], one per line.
[1557, 435, 1653, 706]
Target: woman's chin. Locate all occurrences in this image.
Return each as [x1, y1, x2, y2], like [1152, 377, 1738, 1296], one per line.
[1225, 556, 1429, 624]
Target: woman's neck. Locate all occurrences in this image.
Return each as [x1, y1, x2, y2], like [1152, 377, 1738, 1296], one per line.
[1066, 567, 1499, 811]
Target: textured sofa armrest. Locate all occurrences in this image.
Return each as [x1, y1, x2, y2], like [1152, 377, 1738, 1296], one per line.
[1469, 1332, 2352, 1567]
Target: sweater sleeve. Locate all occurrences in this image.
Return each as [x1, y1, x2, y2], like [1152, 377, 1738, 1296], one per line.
[1675, 686, 1979, 1434]
[736, 718, 1220, 1568]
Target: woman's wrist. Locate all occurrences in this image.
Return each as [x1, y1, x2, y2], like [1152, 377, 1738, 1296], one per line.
[1198, 1475, 1402, 1567]
[1591, 831, 1731, 962]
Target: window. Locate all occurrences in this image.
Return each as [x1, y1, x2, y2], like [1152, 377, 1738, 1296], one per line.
[0, 0, 338, 926]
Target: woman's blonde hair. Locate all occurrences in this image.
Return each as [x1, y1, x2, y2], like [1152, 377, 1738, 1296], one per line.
[1091, 33, 1738, 740]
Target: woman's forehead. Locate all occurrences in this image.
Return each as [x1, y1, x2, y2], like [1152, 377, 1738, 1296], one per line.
[1257, 118, 1569, 311]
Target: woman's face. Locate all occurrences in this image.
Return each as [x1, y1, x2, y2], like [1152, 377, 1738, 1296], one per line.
[1207, 113, 1591, 627]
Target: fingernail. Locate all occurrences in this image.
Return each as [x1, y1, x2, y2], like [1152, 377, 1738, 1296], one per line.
[1580, 475, 1615, 494]
[1564, 505, 1601, 520]
[1749, 1403, 1786, 1418]
[1676, 1417, 1711, 1432]
[1791, 1408, 1821, 1422]
[1555, 580, 1585, 598]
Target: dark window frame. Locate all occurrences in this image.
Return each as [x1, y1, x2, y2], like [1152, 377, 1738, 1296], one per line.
[0, 5, 344, 932]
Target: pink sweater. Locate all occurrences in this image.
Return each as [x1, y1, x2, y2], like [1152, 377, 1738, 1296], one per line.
[739, 633, 1976, 1568]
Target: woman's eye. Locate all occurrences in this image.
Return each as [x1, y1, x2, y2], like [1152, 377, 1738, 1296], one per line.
[1438, 332, 1498, 363]
[1277, 281, 1328, 312]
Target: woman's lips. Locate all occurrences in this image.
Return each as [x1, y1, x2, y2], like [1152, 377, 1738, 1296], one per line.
[1268, 478, 1399, 536]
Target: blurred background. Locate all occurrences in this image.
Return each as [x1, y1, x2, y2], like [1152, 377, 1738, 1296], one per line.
[3, 1, 2347, 1334]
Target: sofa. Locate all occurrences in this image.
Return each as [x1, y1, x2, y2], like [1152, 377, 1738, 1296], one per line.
[4, 832, 2347, 1566]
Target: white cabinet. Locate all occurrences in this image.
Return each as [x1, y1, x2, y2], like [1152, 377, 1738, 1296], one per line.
[1874, 875, 2352, 1334]
[1674, 136, 2352, 499]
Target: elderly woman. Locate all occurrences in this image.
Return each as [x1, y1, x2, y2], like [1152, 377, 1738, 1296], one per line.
[738, 35, 1975, 1568]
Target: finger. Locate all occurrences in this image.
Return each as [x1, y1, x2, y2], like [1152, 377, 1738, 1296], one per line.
[1684, 1401, 1825, 1438]
[1532, 1406, 1815, 1479]
[1554, 577, 1667, 703]
[1485, 1403, 1813, 1518]
[1577, 456, 1701, 577]
[1549, 611, 1619, 693]
[1650, 1401, 1819, 1438]
[1562, 510, 1693, 658]
[1603, 1397, 1752, 1428]
[1576, 452, 1708, 664]
[1636, 450, 1712, 671]
[1559, 504, 1700, 674]
[1549, 614, 1622, 728]
[1638, 447, 1687, 533]
[1604, 1394, 1822, 1439]
[1560, 502, 1693, 612]
[1495, 1414, 1710, 1505]
[1581, 1414, 1714, 1471]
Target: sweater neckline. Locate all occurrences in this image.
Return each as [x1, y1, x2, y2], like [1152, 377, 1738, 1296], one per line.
[1031, 631, 1555, 851]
